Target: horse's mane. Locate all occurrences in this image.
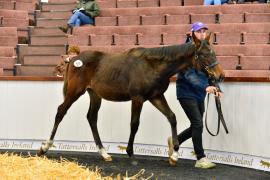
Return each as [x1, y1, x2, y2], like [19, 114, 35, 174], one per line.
[127, 42, 195, 62]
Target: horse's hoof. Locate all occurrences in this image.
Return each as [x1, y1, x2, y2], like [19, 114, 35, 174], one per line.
[103, 156, 113, 162]
[37, 148, 45, 156]
[169, 158, 177, 166]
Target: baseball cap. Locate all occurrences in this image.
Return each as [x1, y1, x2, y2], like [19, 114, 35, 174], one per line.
[191, 22, 208, 32]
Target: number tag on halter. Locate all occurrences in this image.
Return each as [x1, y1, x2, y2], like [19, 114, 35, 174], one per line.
[73, 60, 83, 67]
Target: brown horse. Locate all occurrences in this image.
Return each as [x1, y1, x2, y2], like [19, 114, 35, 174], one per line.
[37, 33, 224, 164]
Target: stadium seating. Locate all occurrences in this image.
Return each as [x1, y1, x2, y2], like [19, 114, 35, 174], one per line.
[0, 0, 269, 81]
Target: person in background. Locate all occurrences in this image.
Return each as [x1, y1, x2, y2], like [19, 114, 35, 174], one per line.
[204, 0, 228, 5]
[167, 22, 222, 169]
[59, 0, 100, 33]
[54, 46, 80, 77]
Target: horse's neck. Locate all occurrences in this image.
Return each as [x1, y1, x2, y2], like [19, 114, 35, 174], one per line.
[147, 43, 195, 78]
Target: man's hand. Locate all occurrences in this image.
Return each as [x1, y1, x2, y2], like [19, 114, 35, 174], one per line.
[206, 86, 222, 97]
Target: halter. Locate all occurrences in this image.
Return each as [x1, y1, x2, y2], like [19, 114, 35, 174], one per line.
[194, 47, 219, 81]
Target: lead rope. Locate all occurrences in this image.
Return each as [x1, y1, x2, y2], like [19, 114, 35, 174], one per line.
[204, 93, 229, 136]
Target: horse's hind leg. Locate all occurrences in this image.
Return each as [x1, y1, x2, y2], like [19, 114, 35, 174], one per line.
[86, 90, 112, 161]
[37, 82, 86, 156]
[126, 98, 143, 158]
[149, 95, 179, 166]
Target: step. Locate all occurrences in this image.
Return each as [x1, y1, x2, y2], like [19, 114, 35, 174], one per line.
[245, 13, 270, 23]
[0, 9, 29, 19]
[224, 70, 270, 81]
[0, 57, 16, 69]
[23, 54, 61, 65]
[0, 27, 17, 36]
[0, 47, 15, 57]
[184, 0, 204, 5]
[117, 0, 138, 8]
[17, 45, 67, 63]
[0, 18, 29, 28]
[214, 32, 270, 45]
[97, 0, 116, 8]
[217, 56, 238, 70]
[25, 45, 66, 55]
[240, 56, 270, 70]
[0, 36, 18, 46]
[14, 1, 36, 11]
[41, 2, 76, 11]
[16, 65, 56, 76]
[99, 4, 269, 17]
[36, 18, 67, 27]
[160, 0, 182, 6]
[30, 26, 65, 36]
[138, 0, 160, 7]
[38, 10, 71, 19]
[30, 35, 67, 45]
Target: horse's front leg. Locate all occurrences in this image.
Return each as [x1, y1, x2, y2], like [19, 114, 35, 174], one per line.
[126, 99, 143, 158]
[87, 90, 112, 162]
[149, 95, 179, 166]
[37, 81, 86, 156]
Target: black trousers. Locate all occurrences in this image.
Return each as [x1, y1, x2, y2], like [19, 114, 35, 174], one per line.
[178, 98, 206, 160]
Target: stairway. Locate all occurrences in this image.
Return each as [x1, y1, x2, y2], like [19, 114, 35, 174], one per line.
[15, 1, 74, 76]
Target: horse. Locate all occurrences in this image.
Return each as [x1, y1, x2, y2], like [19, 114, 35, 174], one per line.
[37, 32, 224, 165]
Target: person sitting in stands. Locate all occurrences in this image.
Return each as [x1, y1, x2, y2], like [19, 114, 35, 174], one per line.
[204, 0, 228, 5]
[59, 0, 100, 34]
[54, 46, 80, 77]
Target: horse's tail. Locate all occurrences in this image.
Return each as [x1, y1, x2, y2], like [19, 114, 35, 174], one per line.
[63, 62, 70, 97]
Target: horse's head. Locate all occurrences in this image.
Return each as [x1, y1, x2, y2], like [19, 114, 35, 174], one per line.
[192, 32, 225, 83]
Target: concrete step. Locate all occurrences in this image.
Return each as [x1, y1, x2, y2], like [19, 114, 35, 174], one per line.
[41, 2, 75, 11]
[38, 10, 71, 19]
[30, 26, 65, 36]
[0, 46, 15, 57]
[0, 57, 16, 69]
[36, 18, 67, 27]
[24, 45, 67, 55]
[16, 65, 56, 76]
[17, 45, 67, 64]
[23, 54, 61, 65]
[30, 35, 67, 45]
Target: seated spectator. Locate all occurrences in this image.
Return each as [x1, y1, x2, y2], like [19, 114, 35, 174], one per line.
[204, 0, 228, 5]
[54, 46, 81, 77]
[59, 0, 100, 33]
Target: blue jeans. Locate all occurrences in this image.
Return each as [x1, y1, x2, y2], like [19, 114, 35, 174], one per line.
[204, 0, 227, 5]
[68, 11, 94, 27]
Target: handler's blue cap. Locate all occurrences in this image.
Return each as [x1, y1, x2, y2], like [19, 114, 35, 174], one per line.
[191, 22, 208, 32]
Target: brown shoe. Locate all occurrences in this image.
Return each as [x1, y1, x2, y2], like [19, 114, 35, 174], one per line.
[58, 24, 69, 33]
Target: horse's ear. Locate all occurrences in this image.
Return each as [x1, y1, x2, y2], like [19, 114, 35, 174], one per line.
[206, 32, 211, 43]
[192, 32, 201, 47]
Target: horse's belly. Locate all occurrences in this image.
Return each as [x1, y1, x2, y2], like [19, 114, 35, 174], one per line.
[92, 86, 131, 102]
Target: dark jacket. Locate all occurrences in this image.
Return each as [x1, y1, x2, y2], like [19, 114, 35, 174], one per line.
[76, 0, 100, 18]
[176, 36, 209, 102]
